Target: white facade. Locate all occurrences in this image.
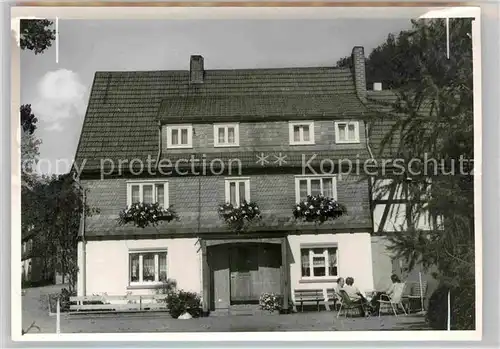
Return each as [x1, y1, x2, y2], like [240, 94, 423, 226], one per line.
[288, 232, 374, 300]
[78, 233, 374, 300]
[78, 238, 201, 297]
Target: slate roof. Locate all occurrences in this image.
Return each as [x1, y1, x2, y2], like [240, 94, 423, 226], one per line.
[366, 90, 437, 158]
[366, 91, 401, 158]
[156, 150, 371, 173]
[74, 66, 370, 173]
[158, 94, 370, 123]
[84, 212, 372, 239]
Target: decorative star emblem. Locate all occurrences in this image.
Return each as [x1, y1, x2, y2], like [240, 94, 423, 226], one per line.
[256, 153, 270, 166]
[273, 153, 287, 166]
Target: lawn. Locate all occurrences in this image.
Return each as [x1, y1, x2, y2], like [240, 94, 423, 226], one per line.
[21, 285, 428, 334]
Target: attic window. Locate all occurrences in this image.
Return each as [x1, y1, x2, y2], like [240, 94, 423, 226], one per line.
[166, 125, 193, 149]
[214, 123, 239, 147]
[289, 121, 315, 145]
[334, 121, 360, 144]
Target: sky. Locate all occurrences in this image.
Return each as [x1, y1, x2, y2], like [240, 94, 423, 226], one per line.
[21, 18, 414, 174]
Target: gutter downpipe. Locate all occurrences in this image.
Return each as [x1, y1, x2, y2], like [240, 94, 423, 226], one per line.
[155, 120, 162, 171]
[364, 114, 376, 237]
[79, 185, 87, 296]
[83, 189, 86, 296]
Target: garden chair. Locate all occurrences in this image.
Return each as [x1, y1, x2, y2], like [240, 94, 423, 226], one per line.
[334, 289, 343, 311]
[336, 290, 366, 318]
[407, 281, 428, 312]
[378, 282, 408, 317]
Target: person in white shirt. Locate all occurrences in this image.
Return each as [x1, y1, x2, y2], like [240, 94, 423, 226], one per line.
[370, 274, 404, 313]
[342, 277, 368, 316]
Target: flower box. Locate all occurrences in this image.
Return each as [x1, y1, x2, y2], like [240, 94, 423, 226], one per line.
[118, 202, 179, 228]
[293, 194, 347, 224]
[218, 201, 261, 232]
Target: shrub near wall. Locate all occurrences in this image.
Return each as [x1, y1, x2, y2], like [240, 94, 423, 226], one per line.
[166, 290, 202, 319]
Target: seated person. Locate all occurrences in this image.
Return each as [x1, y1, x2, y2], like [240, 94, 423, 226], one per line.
[335, 277, 345, 295]
[370, 274, 404, 312]
[333, 277, 345, 310]
[342, 277, 368, 316]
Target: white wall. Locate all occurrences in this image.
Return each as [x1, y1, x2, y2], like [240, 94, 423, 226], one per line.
[77, 241, 84, 296]
[82, 238, 201, 296]
[287, 232, 374, 300]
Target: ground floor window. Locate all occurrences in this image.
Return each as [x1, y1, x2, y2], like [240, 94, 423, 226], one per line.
[300, 246, 338, 278]
[129, 251, 168, 284]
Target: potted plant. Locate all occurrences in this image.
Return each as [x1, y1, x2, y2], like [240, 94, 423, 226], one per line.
[259, 292, 283, 314]
[117, 202, 179, 228]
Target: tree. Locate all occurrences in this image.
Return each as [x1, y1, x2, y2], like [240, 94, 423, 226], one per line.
[21, 104, 37, 135]
[20, 128, 41, 189]
[22, 174, 99, 293]
[335, 55, 353, 70]
[367, 19, 474, 330]
[20, 19, 56, 55]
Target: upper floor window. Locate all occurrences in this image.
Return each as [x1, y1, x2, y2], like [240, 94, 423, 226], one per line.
[225, 178, 250, 207]
[335, 121, 360, 144]
[289, 121, 315, 145]
[127, 181, 169, 208]
[295, 176, 337, 203]
[214, 123, 239, 147]
[166, 125, 193, 148]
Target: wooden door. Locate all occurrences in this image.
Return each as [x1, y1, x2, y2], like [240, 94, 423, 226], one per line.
[230, 245, 258, 303]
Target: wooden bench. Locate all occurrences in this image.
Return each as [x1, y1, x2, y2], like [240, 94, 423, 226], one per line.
[293, 289, 323, 312]
[69, 295, 169, 314]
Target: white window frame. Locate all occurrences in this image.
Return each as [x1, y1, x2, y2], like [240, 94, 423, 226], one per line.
[126, 180, 169, 208]
[294, 175, 338, 203]
[128, 249, 168, 286]
[300, 246, 339, 280]
[213, 123, 240, 147]
[289, 121, 315, 145]
[166, 124, 193, 149]
[334, 121, 360, 144]
[224, 177, 250, 207]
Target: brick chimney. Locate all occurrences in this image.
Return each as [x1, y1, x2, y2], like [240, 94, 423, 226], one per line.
[352, 46, 367, 100]
[190, 55, 204, 84]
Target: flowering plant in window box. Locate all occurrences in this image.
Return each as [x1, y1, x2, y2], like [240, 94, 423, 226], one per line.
[117, 202, 179, 228]
[293, 194, 347, 224]
[218, 201, 261, 232]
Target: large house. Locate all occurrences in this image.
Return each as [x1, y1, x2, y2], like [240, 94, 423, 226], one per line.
[73, 46, 432, 314]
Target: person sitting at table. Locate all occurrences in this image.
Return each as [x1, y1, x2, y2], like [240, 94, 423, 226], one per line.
[335, 277, 345, 295]
[342, 277, 368, 316]
[370, 274, 404, 312]
[333, 277, 345, 310]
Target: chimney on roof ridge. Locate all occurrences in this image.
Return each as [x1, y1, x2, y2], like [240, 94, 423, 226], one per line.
[190, 55, 204, 84]
[352, 46, 367, 100]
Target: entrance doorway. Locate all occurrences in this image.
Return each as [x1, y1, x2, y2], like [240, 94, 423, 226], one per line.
[229, 245, 258, 303]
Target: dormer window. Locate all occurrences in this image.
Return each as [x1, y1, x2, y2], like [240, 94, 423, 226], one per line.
[214, 123, 239, 147]
[289, 121, 315, 145]
[335, 121, 360, 144]
[166, 125, 193, 149]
